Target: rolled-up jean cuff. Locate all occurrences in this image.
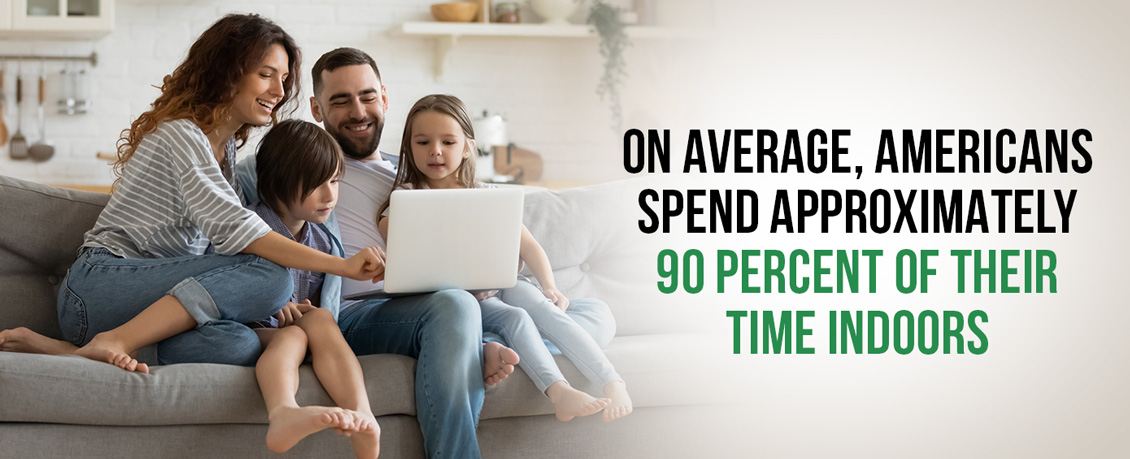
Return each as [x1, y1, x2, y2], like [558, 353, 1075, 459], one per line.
[170, 277, 221, 326]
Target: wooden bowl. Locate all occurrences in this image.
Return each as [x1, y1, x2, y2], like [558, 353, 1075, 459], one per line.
[431, 2, 479, 22]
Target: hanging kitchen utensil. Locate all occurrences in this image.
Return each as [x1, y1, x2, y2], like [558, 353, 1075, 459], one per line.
[9, 61, 28, 159]
[74, 65, 90, 114]
[57, 63, 73, 115]
[0, 65, 9, 147]
[29, 61, 54, 162]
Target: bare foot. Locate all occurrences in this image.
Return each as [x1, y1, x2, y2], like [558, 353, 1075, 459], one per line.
[349, 411, 381, 459]
[602, 380, 633, 422]
[266, 406, 355, 453]
[483, 341, 519, 386]
[0, 327, 78, 355]
[72, 332, 148, 373]
[547, 381, 610, 422]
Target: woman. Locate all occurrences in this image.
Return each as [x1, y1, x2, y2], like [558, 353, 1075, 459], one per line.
[52, 14, 381, 373]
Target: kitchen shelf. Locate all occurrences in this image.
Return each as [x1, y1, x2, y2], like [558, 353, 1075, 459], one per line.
[395, 21, 704, 81]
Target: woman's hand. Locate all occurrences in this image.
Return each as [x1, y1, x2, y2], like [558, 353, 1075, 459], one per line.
[542, 287, 570, 311]
[274, 299, 317, 327]
[343, 246, 385, 283]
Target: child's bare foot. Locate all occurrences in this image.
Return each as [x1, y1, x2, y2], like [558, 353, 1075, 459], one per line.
[349, 411, 381, 459]
[602, 380, 633, 422]
[0, 327, 78, 355]
[547, 381, 610, 422]
[72, 332, 148, 373]
[266, 406, 354, 453]
[483, 341, 519, 386]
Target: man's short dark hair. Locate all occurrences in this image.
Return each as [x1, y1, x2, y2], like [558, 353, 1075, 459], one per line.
[311, 47, 382, 97]
[256, 119, 344, 214]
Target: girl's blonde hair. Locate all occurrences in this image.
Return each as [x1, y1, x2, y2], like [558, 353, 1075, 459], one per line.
[378, 94, 477, 217]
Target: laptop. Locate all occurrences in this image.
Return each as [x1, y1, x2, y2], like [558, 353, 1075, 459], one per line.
[342, 187, 524, 300]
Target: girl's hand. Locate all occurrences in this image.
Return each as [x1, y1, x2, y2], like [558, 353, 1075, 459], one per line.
[344, 246, 385, 282]
[472, 290, 499, 301]
[542, 287, 570, 311]
[274, 299, 314, 327]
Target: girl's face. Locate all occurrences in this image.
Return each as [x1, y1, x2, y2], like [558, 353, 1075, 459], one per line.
[410, 110, 471, 189]
[231, 43, 289, 128]
[283, 174, 341, 225]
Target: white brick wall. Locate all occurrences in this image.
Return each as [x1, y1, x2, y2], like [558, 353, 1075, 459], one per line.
[0, 0, 700, 186]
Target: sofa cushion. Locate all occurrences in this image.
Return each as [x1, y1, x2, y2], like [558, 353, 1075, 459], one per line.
[0, 352, 417, 425]
[0, 176, 110, 340]
[522, 179, 683, 336]
[0, 333, 722, 425]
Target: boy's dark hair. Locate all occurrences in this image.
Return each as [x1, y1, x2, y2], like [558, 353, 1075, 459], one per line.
[311, 47, 382, 97]
[256, 119, 344, 214]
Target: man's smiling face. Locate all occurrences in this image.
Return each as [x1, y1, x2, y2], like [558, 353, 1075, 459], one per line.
[311, 64, 387, 160]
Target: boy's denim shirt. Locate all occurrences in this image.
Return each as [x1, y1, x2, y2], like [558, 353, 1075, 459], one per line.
[234, 156, 345, 321]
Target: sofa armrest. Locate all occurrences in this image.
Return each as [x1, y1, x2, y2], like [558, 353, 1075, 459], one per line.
[0, 176, 110, 339]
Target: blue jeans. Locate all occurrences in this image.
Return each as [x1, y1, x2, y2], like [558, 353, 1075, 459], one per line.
[481, 280, 621, 394]
[337, 289, 484, 459]
[58, 247, 292, 366]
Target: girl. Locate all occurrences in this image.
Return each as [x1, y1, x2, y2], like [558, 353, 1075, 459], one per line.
[377, 94, 633, 422]
[248, 119, 378, 458]
[56, 14, 383, 374]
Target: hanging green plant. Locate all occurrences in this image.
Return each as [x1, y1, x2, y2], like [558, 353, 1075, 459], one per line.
[587, 1, 630, 129]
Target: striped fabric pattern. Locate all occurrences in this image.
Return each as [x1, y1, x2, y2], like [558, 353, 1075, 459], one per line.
[83, 119, 270, 258]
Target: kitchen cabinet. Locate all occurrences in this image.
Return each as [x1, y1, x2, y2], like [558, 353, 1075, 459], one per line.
[1, 0, 114, 39]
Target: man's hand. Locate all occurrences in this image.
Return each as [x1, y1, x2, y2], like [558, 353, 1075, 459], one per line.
[542, 287, 569, 311]
[274, 299, 315, 327]
[343, 246, 385, 283]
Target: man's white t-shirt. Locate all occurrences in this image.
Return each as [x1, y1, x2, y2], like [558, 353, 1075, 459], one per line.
[337, 156, 398, 310]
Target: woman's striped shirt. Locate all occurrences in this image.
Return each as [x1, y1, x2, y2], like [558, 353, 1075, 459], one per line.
[83, 119, 270, 258]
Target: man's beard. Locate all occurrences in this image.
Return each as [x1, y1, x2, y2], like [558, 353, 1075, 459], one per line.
[328, 118, 383, 160]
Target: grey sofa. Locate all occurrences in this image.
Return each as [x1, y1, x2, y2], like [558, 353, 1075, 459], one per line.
[0, 175, 721, 458]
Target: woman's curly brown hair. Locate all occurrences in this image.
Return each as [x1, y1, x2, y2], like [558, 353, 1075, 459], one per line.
[113, 14, 301, 183]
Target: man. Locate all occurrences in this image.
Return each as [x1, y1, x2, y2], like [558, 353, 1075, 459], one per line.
[308, 48, 618, 458]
